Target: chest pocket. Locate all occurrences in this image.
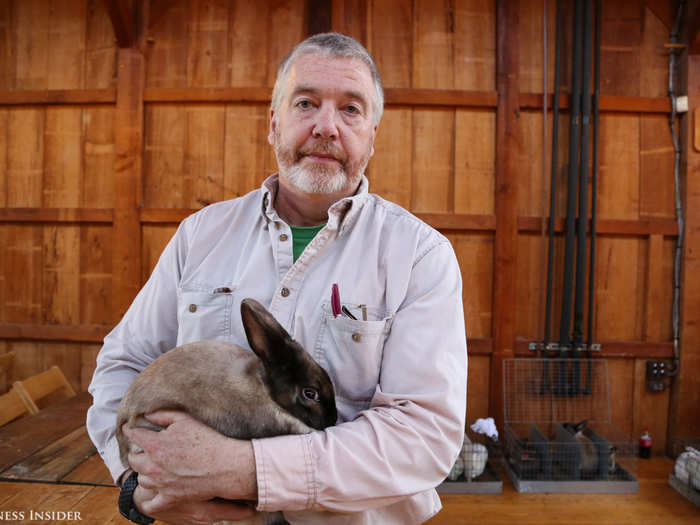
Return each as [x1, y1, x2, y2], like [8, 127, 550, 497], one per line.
[315, 302, 392, 419]
[177, 286, 234, 346]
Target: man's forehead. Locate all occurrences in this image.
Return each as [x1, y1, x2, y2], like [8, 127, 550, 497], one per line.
[286, 53, 374, 93]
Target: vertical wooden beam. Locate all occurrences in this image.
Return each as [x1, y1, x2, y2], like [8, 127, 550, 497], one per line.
[112, 47, 144, 322]
[307, 0, 332, 36]
[104, 0, 138, 48]
[669, 0, 700, 448]
[490, 0, 520, 430]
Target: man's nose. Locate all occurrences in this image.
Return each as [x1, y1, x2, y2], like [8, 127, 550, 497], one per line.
[312, 104, 339, 140]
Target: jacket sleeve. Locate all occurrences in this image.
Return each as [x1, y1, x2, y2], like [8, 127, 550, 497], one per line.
[253, 240, 468, 512]
[86, 219, 191, 483]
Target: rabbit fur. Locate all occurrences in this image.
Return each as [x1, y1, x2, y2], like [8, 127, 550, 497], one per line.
[563, 420, 598, 474]
[116, 298, 338, 525]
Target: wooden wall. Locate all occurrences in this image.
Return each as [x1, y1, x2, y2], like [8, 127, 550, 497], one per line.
[0, 0, 697, 453]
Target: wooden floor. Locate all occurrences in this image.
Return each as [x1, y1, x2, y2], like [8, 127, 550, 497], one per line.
[0, 458, 697, 524]
[427, 457, 699, 525]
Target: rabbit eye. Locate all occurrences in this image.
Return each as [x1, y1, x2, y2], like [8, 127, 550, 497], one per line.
[302, 388, 320, 402]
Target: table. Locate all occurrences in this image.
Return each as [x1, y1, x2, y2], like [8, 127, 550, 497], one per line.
[0, 391, 112, 486]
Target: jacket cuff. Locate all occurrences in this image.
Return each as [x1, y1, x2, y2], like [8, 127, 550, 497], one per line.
[252, 433, 316, 512]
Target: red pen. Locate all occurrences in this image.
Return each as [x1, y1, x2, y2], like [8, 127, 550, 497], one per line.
[331, 283, 341, 317]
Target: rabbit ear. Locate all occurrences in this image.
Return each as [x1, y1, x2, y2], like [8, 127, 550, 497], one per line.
[240, 298, 293, 365]
[574, 419, 588, 433]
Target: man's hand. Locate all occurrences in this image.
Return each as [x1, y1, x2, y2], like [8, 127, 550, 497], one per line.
[123, 410, 258, 519]
[133, 485, 255, 525]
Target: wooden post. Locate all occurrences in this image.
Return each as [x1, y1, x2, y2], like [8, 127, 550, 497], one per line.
[490, 0, 520, 430]
[108, 1, 146, 322]
[668, 0, 700, 449]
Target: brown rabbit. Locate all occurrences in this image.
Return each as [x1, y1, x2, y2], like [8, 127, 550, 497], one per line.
[116, 298, 337, 525]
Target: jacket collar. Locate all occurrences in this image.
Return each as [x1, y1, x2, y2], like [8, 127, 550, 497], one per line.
[260, 174, 369, 235]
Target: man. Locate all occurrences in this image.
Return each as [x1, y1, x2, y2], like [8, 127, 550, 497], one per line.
[87, 32, 467, 525]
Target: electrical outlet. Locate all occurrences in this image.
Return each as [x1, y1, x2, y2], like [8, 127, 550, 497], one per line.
[646, 360, 667, 392]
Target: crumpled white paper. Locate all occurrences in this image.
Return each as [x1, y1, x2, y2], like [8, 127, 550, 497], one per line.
[470, 417, 499, 440]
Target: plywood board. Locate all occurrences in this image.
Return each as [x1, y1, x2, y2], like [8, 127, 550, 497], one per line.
[368, 107, 412, 209]
[454, 109, 495, 215]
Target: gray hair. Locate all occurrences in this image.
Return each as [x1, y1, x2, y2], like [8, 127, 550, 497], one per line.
[271, 32, 384, 125]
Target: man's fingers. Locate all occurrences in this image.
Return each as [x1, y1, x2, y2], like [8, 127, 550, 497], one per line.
[200, 499, 257, 522]
[143, 409, 191, 428]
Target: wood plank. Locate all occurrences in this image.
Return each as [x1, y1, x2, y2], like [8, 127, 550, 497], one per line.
[644, 234, 665, 341]
[43, 226, 80, 325]
[1, 426, 97, 482]
[449, 233, 494, 340]
[454, 109, 495, 215]
[514, 338, 675, 359]
[412, 0, 454, 90]
[598, 114, 640, 220]
[264, 0, 306, 86]
[7, 108, 44, 207]
[0, 109, 7, 206]
[368, 107, 413, 208]
[519, 93, 671, 113]
[0, 391, 91, 472]
[369, 0, 412, 88]
[86, 0, 118, 89]
[600, 1, 642, 97]
[62, 451, 114, 486]
[14, 0, 49, 90]
[145, 0, 187, 88]
[640, 115, 675, 219]
[80, 225, 113, 325]
[143, 104, 186, 207]
[104, 0, 138, 48]
[428, 458, 700, 525]
[640, 5, 673, 98]
[186, 0, 229, 88]
[0, 208, 113, 223]
[411, 109, 454, 213]
[0, 2, 14, 91]
[47, 0, 86, 90]
[112, 47, 145, 322]
[141, 224, 177, 282]
[466, 354, 491, 424]
[2, 225, 43, 323]
[454, 0, 495, 91]
[82, 106, 116, 208]
[331, 0, 366, 44]
[0, 323, 110, 342]
[183, 106, 226, 208]
[223, 105, 272, 200]
[669, 50, 700, 445]
[0, 89, 116, 105]
[491, 0, 520, 432]
[43, 107, 82, 207]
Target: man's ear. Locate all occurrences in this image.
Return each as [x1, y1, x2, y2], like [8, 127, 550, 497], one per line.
[268, 110, 276, 145]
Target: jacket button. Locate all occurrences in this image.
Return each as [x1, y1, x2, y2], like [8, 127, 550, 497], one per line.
[188, 304, 197, 313]
[279, 233, 288, 241]
[352, 333, 361, 343]
[280, 287, 290, 297]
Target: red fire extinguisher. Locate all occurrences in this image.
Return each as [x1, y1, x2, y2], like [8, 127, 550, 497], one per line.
[639, 427, 652, 459]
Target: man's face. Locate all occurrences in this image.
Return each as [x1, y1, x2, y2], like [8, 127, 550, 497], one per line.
[269, 53, 378, 195]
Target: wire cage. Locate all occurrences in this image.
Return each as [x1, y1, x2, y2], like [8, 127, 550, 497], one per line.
[438, 427, 503, 494]
[668, 437, 700, 506]
[502, 358, 638, 493]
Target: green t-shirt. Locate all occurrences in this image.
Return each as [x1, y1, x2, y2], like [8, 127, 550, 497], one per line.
[290, 224, 325, 262]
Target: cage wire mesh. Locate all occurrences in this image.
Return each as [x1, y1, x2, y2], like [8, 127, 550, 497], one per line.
[503, 358, 638, 492]
[439, 426, 503, 493]
[669, 437, 700, 506]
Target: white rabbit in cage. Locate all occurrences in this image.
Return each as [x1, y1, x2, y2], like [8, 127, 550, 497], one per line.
[461, 435, 488, 480]
[674, 447, 700, 491]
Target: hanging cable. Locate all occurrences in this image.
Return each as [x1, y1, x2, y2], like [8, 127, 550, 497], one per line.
[667, 0, 686, 377]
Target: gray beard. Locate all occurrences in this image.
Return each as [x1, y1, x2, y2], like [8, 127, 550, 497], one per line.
[285, 162, 360, 194]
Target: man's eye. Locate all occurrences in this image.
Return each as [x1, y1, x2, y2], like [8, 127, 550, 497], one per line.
[297, 100, 312, 109]
[346, 105, 359, 114]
